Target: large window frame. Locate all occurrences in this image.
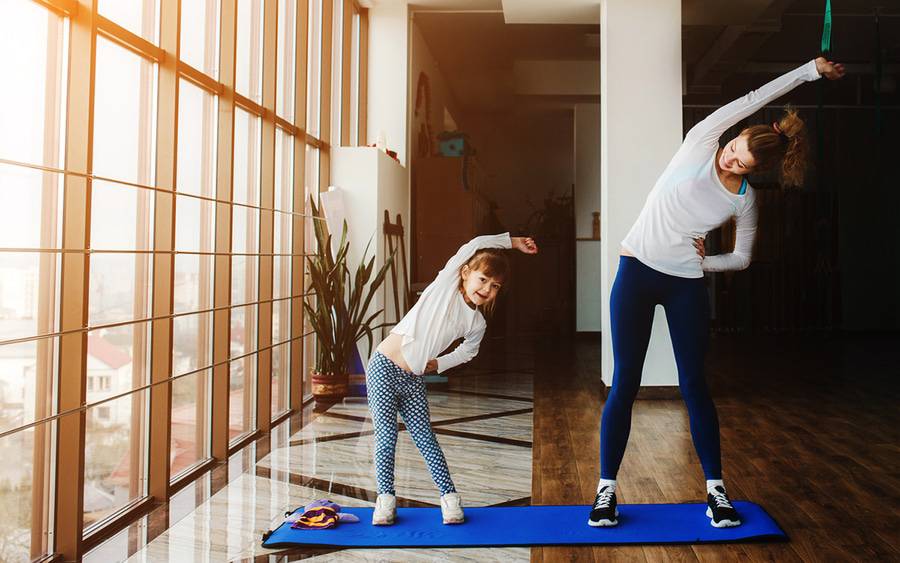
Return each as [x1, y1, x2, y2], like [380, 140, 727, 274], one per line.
[0, 0, 368, 559]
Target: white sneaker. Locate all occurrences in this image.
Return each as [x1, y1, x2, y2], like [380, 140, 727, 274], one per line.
[440, 492, 465, 524]
[372, 493, 396, 525]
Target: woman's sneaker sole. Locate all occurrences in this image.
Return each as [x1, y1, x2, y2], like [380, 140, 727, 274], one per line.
[705, 507, 740, 528]
[587, 509, 619, 527]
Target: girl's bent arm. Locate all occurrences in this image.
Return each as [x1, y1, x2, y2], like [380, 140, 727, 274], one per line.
[435, 326, 485, 374]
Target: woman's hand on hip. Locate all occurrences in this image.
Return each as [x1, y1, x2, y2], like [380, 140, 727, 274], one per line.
[815, 57, 846, 80]
[694, 237, 706, 259]
[425, 359, 438, 374]
[512, 236, 539, 255]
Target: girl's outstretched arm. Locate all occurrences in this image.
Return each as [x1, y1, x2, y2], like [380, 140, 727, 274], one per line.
[434, 233, 513, 285]
[432, 234, 537, 285]
[512, 236, 539, 255]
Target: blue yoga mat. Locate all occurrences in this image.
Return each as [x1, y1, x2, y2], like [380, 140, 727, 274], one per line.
[262, 502, 786, 549]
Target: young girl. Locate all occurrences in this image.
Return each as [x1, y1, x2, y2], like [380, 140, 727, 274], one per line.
[366, 233, 538, 525]
[589, 57, 845, 529]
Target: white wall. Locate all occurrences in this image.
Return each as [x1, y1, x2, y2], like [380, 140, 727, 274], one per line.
[367, 0, 410, 166]
[409, 19, 464, 160]
[575, 103, 601, 332]
[514, 60, 601, 96]
[600, 0, 682, 387]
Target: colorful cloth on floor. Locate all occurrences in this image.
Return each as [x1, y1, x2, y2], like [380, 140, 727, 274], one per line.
[287, 500, 360, 529]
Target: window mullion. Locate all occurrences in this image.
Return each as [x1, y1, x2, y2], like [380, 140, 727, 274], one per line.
[257, 0, 278, 431]
[53, 0, 96, 559]
[210, 0, 237, 460]
[146, 0, 179, 503]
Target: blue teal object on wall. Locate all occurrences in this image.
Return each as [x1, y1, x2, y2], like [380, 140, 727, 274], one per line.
[820, 0, 832, 54]
[439, 137, 466, 157]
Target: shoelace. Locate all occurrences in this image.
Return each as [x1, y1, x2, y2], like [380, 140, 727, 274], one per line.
[593, 489, 614, 509]
[711, 490, 733, 509]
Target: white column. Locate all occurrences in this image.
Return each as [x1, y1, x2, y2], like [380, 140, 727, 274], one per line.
[366, 0, 409, 166]
[575, 103, 602, 332]
[600, 0, 682, 387]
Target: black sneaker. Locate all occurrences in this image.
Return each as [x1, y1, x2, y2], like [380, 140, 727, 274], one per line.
[587, 486, 618, 527]
[706, 485, 741, 527]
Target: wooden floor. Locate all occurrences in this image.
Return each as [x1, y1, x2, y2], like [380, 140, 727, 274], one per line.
[531, 333, 900, 562]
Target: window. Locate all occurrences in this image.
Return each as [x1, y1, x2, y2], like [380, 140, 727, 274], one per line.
[83, 391, 148, 529]
[302, 145, 320, 399]
[277, 0, 297, 122]
[98, 0, 159, 45]
[349, 6, 361, 145]
[331, 0, 344, 146]
[0, 3, 66, 559]
[229, 303, 258, 440]
[0, 0, 367, 555]
[307, 0, 323, 138]
[172, 76, 217, 477]
[274, 129, 294, 300]
[92, 38, 157, 186]
[236, 0, 265, 103]
[331, 0, 366, 146]
[180, 0, 220, 77]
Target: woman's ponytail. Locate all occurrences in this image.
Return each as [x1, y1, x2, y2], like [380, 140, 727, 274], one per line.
[743, 107, 809, 188]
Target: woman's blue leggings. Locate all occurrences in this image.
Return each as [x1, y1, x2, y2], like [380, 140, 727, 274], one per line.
[600, 256, 722, 480]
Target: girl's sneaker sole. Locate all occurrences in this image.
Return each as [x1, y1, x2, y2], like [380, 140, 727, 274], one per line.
[705, 507, 741, 528]
[442, 517, 465, 524]
[372, 516, 395, 526]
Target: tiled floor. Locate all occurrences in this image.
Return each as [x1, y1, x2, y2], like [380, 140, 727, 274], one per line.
[83, 334, 900, 562]
[86, 353, 535, 562]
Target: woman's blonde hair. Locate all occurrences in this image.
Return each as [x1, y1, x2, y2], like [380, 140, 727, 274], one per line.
[742, 107, 809, 187]
[459, 249, 510, 318]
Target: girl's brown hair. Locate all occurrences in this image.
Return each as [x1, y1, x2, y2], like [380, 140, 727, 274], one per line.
[742, 107, 808, 187]
[459, 249, 510, 318]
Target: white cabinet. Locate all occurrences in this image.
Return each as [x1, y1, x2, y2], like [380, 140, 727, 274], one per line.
[330, 147, 410, 343]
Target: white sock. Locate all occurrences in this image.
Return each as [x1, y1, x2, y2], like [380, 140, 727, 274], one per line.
[597, 479, 617, 493]
[706, 479, 725, 494]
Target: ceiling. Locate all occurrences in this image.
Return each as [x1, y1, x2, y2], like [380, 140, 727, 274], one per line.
[414, 12, 599, 110]
[412, 0, 899, 112]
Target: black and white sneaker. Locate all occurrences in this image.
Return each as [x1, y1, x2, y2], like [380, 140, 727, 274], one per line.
[706, 485, 741, 527]
[588, 486, 619, 527]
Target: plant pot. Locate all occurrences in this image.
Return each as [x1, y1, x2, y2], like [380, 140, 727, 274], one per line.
[311, 370, 349, 410]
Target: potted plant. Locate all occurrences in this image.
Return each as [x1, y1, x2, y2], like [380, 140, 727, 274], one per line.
[304, 197, 394, 410]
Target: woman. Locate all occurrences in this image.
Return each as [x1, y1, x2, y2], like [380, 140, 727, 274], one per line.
[589, 57, 845, 528]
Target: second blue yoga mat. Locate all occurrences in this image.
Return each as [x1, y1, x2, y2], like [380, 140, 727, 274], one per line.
[262, 502, 786, 549]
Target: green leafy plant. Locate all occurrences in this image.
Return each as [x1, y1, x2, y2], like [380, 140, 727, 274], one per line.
[304, 197, 395, 377]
